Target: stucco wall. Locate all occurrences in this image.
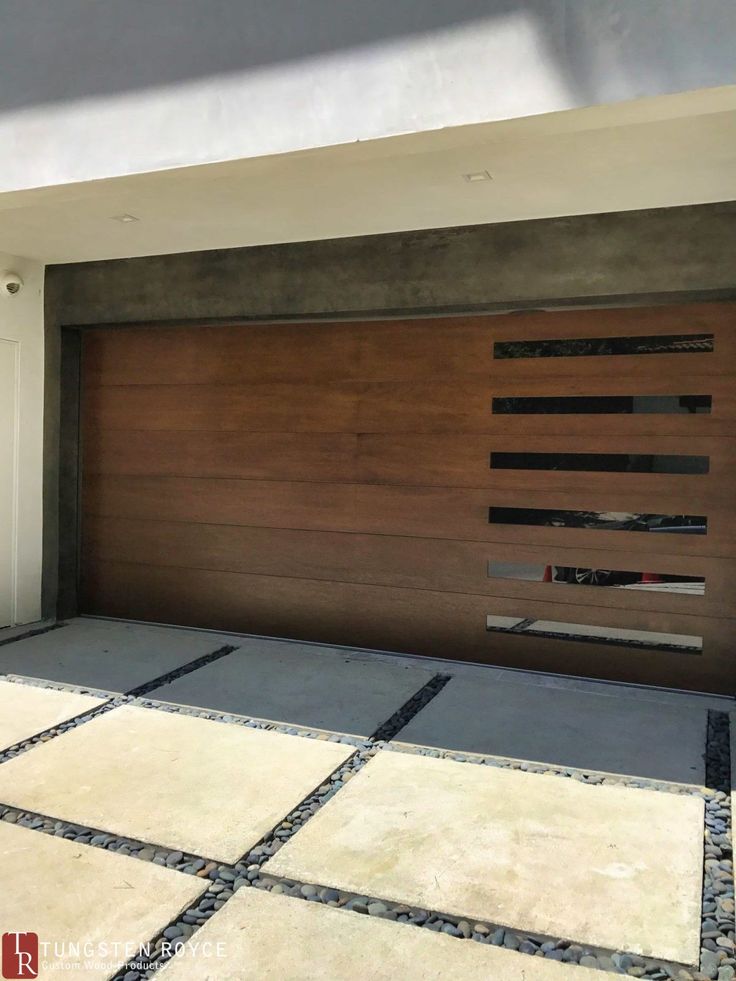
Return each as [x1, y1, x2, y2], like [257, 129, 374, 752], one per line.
[0, 253, 45, 626]
[3, 0, 735, 192]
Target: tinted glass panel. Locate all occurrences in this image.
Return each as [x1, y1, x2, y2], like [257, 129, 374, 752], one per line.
[485, 615, 702, 653]
[492, 395, 712, 415]
[490, 453, 709, 474]
[487, 560, 705, 594]
[488, 508, 707, 534]
[494, 333, 713, 359]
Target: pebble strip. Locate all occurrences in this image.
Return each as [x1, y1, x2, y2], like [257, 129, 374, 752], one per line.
[371, 672, 451, 741]
[124, 645, 238, 698]
[706, 711, 731, 796]
[699, 712, 734, 981]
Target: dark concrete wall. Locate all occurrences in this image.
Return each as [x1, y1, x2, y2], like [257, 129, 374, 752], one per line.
[49, 203, 736, 326]
[44, 202, 736, 617]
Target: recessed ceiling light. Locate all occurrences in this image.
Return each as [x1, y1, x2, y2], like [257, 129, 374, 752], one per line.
[462, 171, 493, 183]
[111, 213, 140, 223]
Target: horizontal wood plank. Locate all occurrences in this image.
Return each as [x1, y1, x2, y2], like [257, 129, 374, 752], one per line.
[83, 430, 359, 481]
[82, 303, 736, 387]
[83, 428, 736, 495]
[481, 406, 736, 438]
[83, 322, 363, 387]
[82, 474, 736, 557]
[80, 561, 734, 693]
[83, 515, 736, 619]
[83, 382, 361, 433]
[83, 375, 736, 436]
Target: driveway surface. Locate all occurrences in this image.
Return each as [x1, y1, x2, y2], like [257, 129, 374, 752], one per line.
[0, 617, 732, 980]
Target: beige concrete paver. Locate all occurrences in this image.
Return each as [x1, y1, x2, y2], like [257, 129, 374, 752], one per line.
[158, 886, 604, 980]
[0, 679, 105, 751]
[0, 821, 203, 981]
[0, 704, 353, 862]
[265, 750, 703, 964]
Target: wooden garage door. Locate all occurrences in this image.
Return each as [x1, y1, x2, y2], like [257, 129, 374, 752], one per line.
[80, 302, 736, 693]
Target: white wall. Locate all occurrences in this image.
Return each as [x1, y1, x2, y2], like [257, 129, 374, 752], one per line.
[1, 0, 735, 192]
[0, 253, 44, 626]
[0, 340, 15, 626]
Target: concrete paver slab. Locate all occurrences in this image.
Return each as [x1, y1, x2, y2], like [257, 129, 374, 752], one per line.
[493, 669, 733, 711]
[0, 618, 233, 693]
[158, 886, 603, 981]
[146, 637, 433, 736]
[0, 679, 105, 751]
[265, 750, 703, 963]
[0, 619, 54, 644]
[0, 704, 353, 862]
[397, 677, 707, 784]
[0, 821, 203, 981]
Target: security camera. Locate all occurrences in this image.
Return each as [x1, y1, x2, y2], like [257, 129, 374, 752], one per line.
[1, 272, 23, 296]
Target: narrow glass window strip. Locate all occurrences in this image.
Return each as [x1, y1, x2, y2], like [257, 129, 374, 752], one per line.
[489, 453, 709, 474]
[491, 395, 712, 415]
[486, 560, 705, 594]
[488, 508, 707, 534]
[493, 333, 713, 360]
[485, 615, 702, 653]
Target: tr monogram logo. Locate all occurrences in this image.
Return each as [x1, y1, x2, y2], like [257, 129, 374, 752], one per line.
[1, 934, 38, 979]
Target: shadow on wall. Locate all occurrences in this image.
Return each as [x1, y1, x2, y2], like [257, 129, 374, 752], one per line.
[2, 0, 734, 115]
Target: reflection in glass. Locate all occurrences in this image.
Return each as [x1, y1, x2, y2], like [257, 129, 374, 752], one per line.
[485, 615, 702, 653]
[492, 395, 712, 415]
[487, 560, 705, 594]
[490, 453, 709, 474]
[494, 333, 714, 359]
[489, 508, 707, 534]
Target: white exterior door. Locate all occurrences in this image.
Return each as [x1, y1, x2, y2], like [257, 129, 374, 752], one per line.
[0, 338, 16, 627]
